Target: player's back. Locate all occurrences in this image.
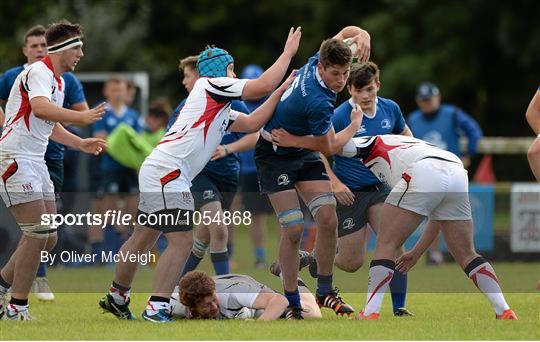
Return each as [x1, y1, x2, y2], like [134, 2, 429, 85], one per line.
[343, 135, 462, 187]
[213, 274, 268, 319]
[150, 76, 246, 180]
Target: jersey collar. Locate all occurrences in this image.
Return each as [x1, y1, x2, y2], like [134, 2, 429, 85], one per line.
[41, 56, 63, 92]
[315, 66, 336, 94]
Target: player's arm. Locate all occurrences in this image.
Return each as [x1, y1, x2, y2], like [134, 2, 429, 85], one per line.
[271, 104, 364, 156]
[395, 222, 442, 273]
[251, 290, 289, 321]
[31, 97, 105, 126]
[526, 89, 540, 134]
[50, 122, 106, 155]
[332, 26, 371, 62]
[211, 132, 259, 161]
[400, 125, 413, 136]
[0, 105, 4, 127]
[241, 27, 301, 100]
[321, 155, 355, 205]
[230, 71, 297, 133]
[455, 109, 483, 168]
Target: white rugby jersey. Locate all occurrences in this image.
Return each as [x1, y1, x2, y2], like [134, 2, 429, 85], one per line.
[0, 56, 65, 161]
[147, 77, 247, 181]
[341, 135, 462, 187]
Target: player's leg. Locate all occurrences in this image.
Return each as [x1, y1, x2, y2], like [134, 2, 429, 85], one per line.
[267, 189, 304, 310]
[2, 199, 58, 320]
[298, 278, 322, 319]
[204, 201, 229, 275]
[143, 229, 192, 322]
[527, 137, 540, 181]
[440, 219, 516, 319]
[367, 200, 413, 316]
[296, 179, 355, 316]
[358, 203, 424, 320]
[180, 223, 209, 277]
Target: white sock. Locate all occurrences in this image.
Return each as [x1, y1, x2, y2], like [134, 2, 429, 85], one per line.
[364, 260, 395, 316]
[109, 286, 130, 306]
[467, 261, 509, 315]
[146, 300, 170, 314]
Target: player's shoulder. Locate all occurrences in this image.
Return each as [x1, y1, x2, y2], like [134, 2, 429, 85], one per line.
[377, 96, 399, 109]
[62, 72, 82, 84]
[2, 65, 25, 78]
[407, 109, 422, 121]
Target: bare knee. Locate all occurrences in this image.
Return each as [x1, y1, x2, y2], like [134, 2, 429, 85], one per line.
[315, 209, 337, 231]
[282, 227, 303, 246]
[527, 140, 540, 162]
[336, 257, 363, 273]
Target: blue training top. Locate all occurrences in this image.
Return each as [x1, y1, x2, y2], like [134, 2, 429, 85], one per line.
[332, 97, 406, 190]
[0, 65, 86, 160]
[407, 103, 483, 156]
[263, 52, 336, 155]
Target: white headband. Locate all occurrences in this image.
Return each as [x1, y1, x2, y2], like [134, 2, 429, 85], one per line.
[47, 36, 83, 53]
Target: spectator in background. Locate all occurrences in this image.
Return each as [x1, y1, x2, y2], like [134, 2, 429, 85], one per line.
[237, 64, 275, 269]
[91, 76, 141, 257]
[0, 24, 89, 301]
[408, 81, 483, 265]
[525, 86, 540, 181]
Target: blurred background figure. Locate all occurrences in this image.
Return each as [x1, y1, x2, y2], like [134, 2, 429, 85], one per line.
[408, 81, 483, 265]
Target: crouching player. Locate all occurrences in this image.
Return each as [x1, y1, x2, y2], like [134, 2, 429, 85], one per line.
[339, 135, 517, 320]
[170, 271, 321, 320]
[0, 21, 106, 320]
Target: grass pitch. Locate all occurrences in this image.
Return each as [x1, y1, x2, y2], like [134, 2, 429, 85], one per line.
[1, 221, 538, 340]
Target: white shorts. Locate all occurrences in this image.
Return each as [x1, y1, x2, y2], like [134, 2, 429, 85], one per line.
[137, 160, 194, 214]
[386, 158, 472, 220]
[0, 158, 55, 207]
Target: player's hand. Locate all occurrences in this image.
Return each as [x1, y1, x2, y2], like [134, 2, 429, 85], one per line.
[80, 102, 106, 126]
[351, 29, 371, 62]
[279, 70, 298, 92]
[283, 27, 302, 58]
[271, 128, 297, 148]
[350, 103, 364, 128]
[460, 155, 471, 169]
[332, 180, 355, 206]
[79, 137, 106, 155]
[395, 251, 420, 274]
[211, 145, 228, 161]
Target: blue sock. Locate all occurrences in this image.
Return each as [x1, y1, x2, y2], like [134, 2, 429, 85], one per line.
[181, 251, 203, 277]
[255, 247, 266, 263]
[227, 243, 234, 258]
[389, 270, 408, 312]
[210, 251, 229, 275]
[284, 289, 301, 308]
[317, 274, 333, 295]
[36, 262, 47, 277]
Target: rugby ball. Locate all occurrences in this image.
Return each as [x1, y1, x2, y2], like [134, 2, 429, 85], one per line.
[343, 38, 358, 55]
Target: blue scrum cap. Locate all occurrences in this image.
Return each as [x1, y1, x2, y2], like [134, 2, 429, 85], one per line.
[197, 47, 234, 78]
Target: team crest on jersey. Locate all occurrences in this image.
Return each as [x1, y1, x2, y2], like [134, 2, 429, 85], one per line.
[203, 190, 215, 200]
[381, 119, 391, 129]
[342, 218, 355, 230]
[277, 174, 290, 186]
[357, 125, 367, 134]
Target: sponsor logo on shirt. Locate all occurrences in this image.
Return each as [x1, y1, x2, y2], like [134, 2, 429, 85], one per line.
[203, 190, 215, 200]
[381, 119, 391, 129]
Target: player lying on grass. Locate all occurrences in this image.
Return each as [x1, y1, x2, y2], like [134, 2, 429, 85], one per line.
[170, 271, 321, 320]
[271, 132, 517, 321]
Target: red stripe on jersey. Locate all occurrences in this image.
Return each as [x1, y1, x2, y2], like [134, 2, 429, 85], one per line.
[364, 136, 403, 168]
[1, 160, 18, 183]
[160, 169, 181, 186]
[42, 56, 62, 91]
[0, 127, 13, 142]
[158, 130, 188, 145]
[191, 91, 227, 143]
[10, 82, 32, 131]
